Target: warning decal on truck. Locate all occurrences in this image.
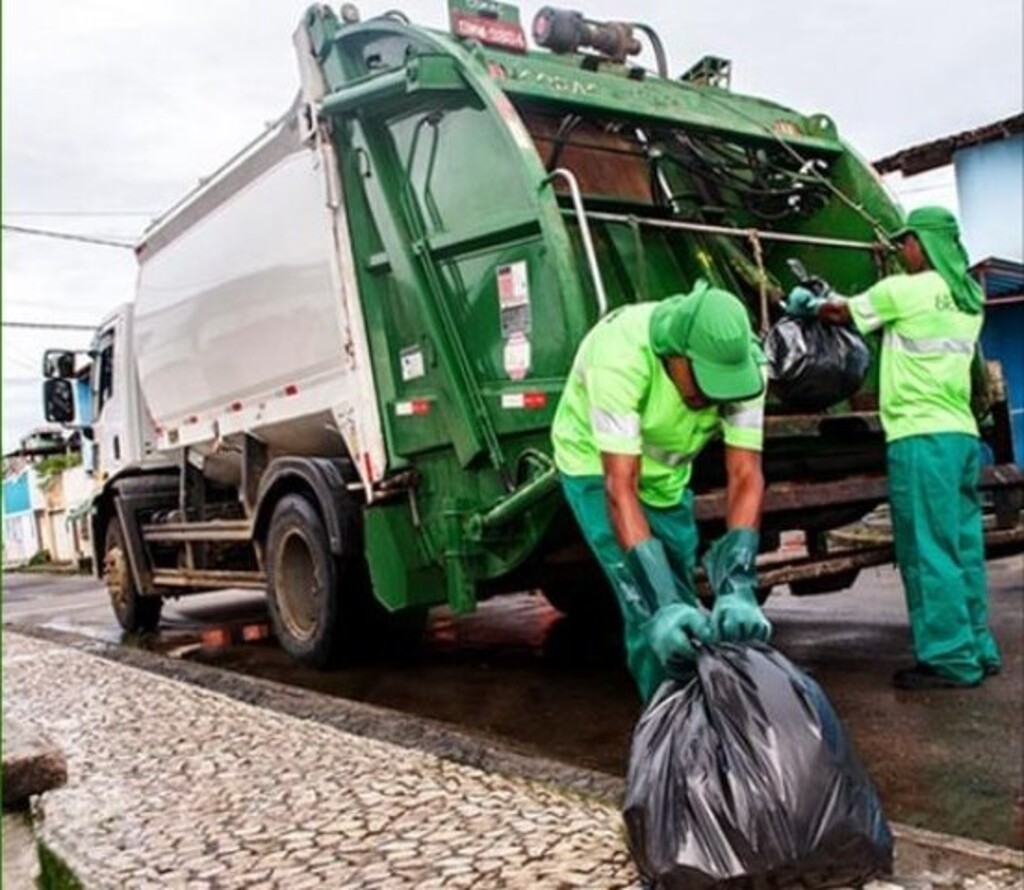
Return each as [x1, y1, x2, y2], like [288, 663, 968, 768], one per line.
[497, 261, 531, 338]
[503, 333, 531, 381]
[399, 345, 426, 381]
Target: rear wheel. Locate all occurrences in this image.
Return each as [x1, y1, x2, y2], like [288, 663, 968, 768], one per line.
[266, 494, 346, 667]
[265, 493, 425, 667]
[105, 517, 162, 633]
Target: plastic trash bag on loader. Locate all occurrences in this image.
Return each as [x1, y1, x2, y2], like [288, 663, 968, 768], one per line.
[764, 317, 870, 411]
[624, 644, 893, 890]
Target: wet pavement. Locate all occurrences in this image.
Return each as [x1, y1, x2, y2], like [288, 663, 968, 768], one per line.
[3, 555, 1022, 849]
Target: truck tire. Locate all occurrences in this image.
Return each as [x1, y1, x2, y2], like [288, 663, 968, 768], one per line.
[104, 518, 162, 633]
[265, 494, 352, 667]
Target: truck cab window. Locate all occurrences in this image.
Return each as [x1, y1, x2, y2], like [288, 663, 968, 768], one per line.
[92, 333, 115, 417]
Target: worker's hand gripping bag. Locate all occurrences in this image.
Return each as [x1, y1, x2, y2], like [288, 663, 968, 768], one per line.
[623, 644, 893, 889]
[764, 318, 870, 411]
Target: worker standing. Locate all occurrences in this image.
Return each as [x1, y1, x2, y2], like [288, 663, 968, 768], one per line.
[784, 206, 1000, 690]
[551, 280, 771, 702]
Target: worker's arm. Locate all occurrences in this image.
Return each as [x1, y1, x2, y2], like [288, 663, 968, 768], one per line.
[704, 411, 772, 643]
[817, 298, 853, 326]
[601, 452, 650, 550]
[723, 444, 764, 531]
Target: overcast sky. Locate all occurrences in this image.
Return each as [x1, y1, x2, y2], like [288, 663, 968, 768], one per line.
[3, 0, 1022, 454]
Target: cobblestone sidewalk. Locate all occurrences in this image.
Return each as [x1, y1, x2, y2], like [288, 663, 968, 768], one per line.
[3, 631, 635, 889]
[3, 630, 1021, 890]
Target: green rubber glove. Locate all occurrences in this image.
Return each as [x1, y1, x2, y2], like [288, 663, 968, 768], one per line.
[645, 602, 714, 675]
[783, 286, 826, 319]
[625, 538, 713, 674]
[703, 528, 772, 643]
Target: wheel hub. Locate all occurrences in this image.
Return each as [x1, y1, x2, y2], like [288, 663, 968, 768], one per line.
[105, 546, 129, 615]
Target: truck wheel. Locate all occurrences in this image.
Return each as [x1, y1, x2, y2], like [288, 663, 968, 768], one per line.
[104, 519, 162, 633]
[265, 494, 349, 667]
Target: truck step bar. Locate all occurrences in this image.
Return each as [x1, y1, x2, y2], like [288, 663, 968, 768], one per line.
[151, 568, 265, 590]
[141, 520, 252, 543]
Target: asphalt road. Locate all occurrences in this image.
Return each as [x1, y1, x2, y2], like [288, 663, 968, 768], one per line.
[3, 558, 1022, 847]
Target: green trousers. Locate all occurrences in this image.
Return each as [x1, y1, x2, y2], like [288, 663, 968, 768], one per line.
[559, 474, 699, 702]
[888, 433, 1001, 684]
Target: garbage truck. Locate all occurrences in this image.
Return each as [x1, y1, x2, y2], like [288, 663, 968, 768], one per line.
[42, 0, 1023, 665]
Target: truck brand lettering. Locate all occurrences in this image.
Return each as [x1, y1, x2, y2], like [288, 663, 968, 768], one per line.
[511, 67, 597, 96]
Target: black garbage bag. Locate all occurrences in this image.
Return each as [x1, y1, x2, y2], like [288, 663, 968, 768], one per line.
[624, 644, 893, 890]
[764, 317, 870, 411]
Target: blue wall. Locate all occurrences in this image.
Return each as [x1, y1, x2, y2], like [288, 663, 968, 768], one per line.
[955, 135, 1024, 262]
[2, 473, 32, 515]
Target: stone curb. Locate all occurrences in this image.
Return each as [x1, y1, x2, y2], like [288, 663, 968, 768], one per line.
[1, 719, 68, 809]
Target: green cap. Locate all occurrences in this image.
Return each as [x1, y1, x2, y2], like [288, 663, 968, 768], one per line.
[888, 206, 983, 314]
[649, 280, 764, 402]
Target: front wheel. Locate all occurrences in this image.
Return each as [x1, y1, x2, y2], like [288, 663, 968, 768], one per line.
[105, 518, 162, 633]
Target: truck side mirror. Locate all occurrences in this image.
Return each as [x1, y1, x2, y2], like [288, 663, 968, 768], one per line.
[43, 350, 76, 379]
[43, 379, 76, 424]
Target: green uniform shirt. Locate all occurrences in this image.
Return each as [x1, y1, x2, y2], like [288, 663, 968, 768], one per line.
[848, 270, 981, 442]
[551, 303, 765, 508]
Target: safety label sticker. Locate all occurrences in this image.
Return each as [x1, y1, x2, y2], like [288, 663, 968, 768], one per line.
[497, 260, 531, 338]
[399, 346, 425, 381]
[503, 333, 531, 381]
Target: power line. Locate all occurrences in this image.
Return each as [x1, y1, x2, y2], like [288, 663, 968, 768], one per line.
[1, 224, 134, 250]
[3, 321, 96, 331]
[3, 210, 157, 217]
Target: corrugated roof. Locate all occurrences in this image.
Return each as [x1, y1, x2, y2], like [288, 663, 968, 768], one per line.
[972, 256, 1024, 302]
[874, 113, 1024, 176]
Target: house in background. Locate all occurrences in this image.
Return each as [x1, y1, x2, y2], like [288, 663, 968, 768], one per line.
[2, 429, 93, 568]
[2, 462, 42, 566]
[876, 113, 1024, 463]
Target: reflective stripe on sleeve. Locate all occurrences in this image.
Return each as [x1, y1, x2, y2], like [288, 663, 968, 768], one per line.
[886, 330, 974, 355]
[850, 294, 883, 333]
[590, 407, 641, 440]
[721, 403, 764, 430]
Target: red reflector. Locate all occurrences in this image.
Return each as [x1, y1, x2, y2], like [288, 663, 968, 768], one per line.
[523, 392, 547, 409]
[185, 415, 198, 425]
[411, 399, 431, 415]
[230, 401, 242, 412]
[284, 384, 299, 396]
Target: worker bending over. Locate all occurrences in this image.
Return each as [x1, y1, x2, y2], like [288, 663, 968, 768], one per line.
[552, 280, 771, 702]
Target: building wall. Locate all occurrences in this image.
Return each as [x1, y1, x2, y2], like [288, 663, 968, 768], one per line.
[2, 512, 39, 566]
[955, 135, 1024, 262]
[3, 464, 94, 565]
[3, 470, 40, 565]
